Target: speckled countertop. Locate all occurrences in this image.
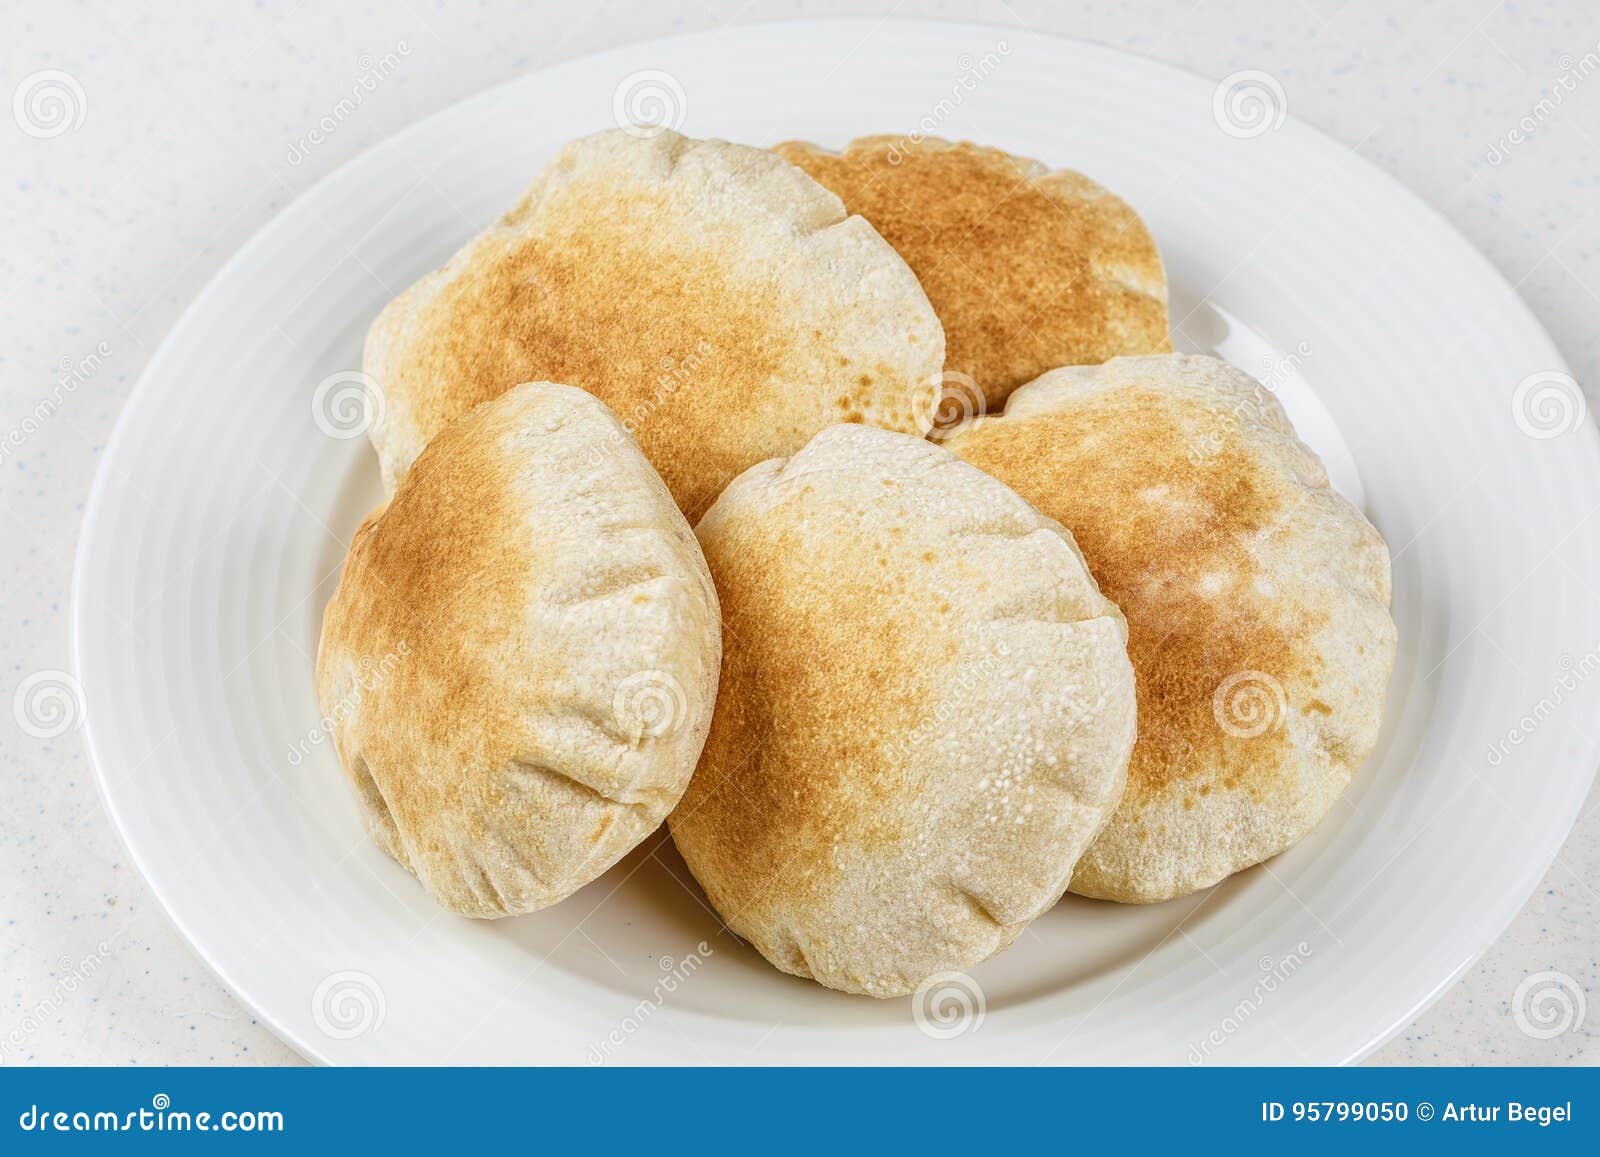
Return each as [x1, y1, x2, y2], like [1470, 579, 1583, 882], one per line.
[3, 0, 1596, 1065]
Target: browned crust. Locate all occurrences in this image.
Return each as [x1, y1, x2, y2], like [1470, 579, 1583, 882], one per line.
[944, 356, 1395, 902]
[774, 136, 1170, 414]
[671, 424, 1137, 993]
[316, 383, 721, 916]
[367, 130, 943, 522]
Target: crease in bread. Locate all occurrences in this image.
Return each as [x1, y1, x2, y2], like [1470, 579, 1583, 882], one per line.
[365, 128, 945, 522]
[773, 135, 1170, 419]
[943, 354, 1396, 903]
[316, 381, 721, 917]
[670, 423, 1138, 995]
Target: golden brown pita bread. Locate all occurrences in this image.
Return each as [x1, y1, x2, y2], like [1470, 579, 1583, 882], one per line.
[671, 424, 1137, 995]
[316, 382, 721, 917]
[943, 355, 1395, 902]
[773, 136, 1169, 419]
[366, 129, 944, 521]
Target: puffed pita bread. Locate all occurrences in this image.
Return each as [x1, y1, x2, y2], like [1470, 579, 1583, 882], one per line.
[670, 424, 1137, 995]
[365, 128, 944, 521]
[316, 382, 721, 917]
[943, 355, 1396, 903]
[773, 136, 1169, 420]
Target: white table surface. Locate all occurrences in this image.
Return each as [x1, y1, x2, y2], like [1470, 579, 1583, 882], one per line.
[3, 0, 1597, 1066]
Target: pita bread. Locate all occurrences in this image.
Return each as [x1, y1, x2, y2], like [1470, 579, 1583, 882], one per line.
[316, 382, 721, 917]
[365, 128, 944, 521]
[773, 136, 1169, 420]
[943, 355, 1396, 903]
[670, 424, 1137, 995]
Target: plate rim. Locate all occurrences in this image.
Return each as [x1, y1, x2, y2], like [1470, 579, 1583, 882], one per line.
[71, 15, 1600, 1066]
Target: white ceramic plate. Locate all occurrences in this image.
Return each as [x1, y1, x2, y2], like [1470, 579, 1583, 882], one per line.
[74, 20, 1600, 1065]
